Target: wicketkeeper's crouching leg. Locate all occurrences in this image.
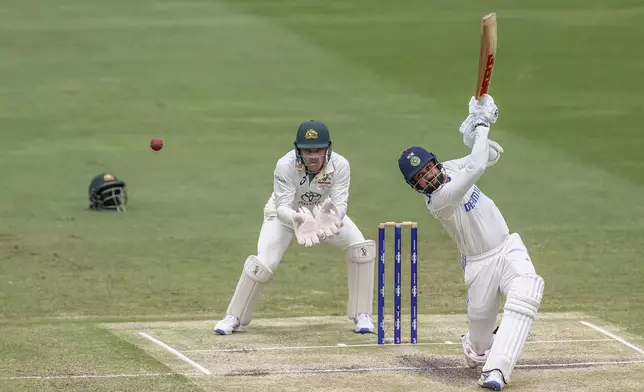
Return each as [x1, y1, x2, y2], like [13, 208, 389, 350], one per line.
[480, 274, 545, 388]
[345, 240, 376, 333]
[213, 255, 274, 335]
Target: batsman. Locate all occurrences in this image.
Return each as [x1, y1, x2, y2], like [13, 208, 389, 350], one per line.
[397, 95, 544, 390]
[214, 120, 376, 335]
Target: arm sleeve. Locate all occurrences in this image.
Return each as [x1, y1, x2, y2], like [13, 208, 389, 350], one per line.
[430, 125, 490, 216]
[273, 163, 297, 226]
[329, 159, 349, 220]
[445, 157, 469, 171]
[464, 133, 499, 168]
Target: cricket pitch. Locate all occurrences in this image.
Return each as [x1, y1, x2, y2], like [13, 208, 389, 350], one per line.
[104, 313, 644, 391]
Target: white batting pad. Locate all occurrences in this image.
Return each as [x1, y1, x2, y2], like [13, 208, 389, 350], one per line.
[482, 274, 544, 382]
[346, 240, 376, 319]
[226, 255, 274, 326]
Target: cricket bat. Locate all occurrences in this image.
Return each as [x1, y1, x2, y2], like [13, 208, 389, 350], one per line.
[475, 12, 498, 101]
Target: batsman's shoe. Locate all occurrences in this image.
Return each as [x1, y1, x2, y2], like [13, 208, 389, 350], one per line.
[354, 313, 374, 333]
[213, 315, 240, 335]
[478, 370, 505, 391]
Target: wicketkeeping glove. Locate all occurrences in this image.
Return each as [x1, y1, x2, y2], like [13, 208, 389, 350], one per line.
[313, 199, 342, 239]
[293, 207, 321, 247]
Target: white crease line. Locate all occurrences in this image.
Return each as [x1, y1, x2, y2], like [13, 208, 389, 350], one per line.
[138, 332, 212, 375]
[226, 360, 644, 376]
[184, 338, 612, 353]
[526, 338, 612, 344]
[0, 373, 182, 380]
[580, 321, 644, 356]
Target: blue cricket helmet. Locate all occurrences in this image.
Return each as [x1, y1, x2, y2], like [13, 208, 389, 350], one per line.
[398, 146, 438, 183]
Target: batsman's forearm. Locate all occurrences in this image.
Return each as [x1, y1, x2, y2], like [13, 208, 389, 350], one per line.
[468, 125, 490, 170]
[277, 206, 296, 226]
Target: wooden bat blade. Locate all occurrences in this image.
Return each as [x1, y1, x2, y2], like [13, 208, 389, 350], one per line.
[475, 12, 498, 100]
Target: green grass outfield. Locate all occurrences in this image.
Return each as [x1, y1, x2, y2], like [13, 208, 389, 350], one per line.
[1, 0, 643, 390]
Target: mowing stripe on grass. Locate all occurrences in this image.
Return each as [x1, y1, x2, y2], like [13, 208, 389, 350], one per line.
[138, 332, 212, 375]
[581, 321, 644, 356]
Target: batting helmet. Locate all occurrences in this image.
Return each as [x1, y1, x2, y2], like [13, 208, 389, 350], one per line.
[88, 173, 127, 211]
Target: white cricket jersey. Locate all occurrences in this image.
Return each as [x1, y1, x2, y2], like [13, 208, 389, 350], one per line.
[270, 150, 350, 226]
[425, 127, 509, 257]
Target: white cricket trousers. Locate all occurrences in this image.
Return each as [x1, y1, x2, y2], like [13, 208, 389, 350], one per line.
[462, 233, 536, 354]
[258, 213, 366, 271]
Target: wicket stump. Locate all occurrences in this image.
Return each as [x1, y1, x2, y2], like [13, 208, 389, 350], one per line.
[377, 222, 418, 344]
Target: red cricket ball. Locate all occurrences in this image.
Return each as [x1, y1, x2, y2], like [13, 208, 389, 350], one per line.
[150, 138, 163, 151]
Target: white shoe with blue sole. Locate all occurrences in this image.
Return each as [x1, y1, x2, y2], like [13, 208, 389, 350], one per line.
[478, 369, 505, 390]
[213, 315, 240, 335]
[354, 313, 374, 333]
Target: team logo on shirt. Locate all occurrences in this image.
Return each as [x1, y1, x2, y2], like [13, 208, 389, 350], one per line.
[300, 191, 322, 205]
[304, 129, 318, 139]
[316, 173, 332, 187]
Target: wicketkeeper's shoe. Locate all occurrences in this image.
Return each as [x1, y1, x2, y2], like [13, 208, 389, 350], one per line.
[478, 369, 505, 391]
[354, 313, 374, 333]
[213, 315, 240, 335]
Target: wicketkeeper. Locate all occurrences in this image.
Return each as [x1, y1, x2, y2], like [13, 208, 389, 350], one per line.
[214, 120, 376, 335]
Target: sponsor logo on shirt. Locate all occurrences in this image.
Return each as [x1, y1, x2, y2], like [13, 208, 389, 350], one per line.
[464, 186, 481, 212]
[300, 191, 322, 206]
